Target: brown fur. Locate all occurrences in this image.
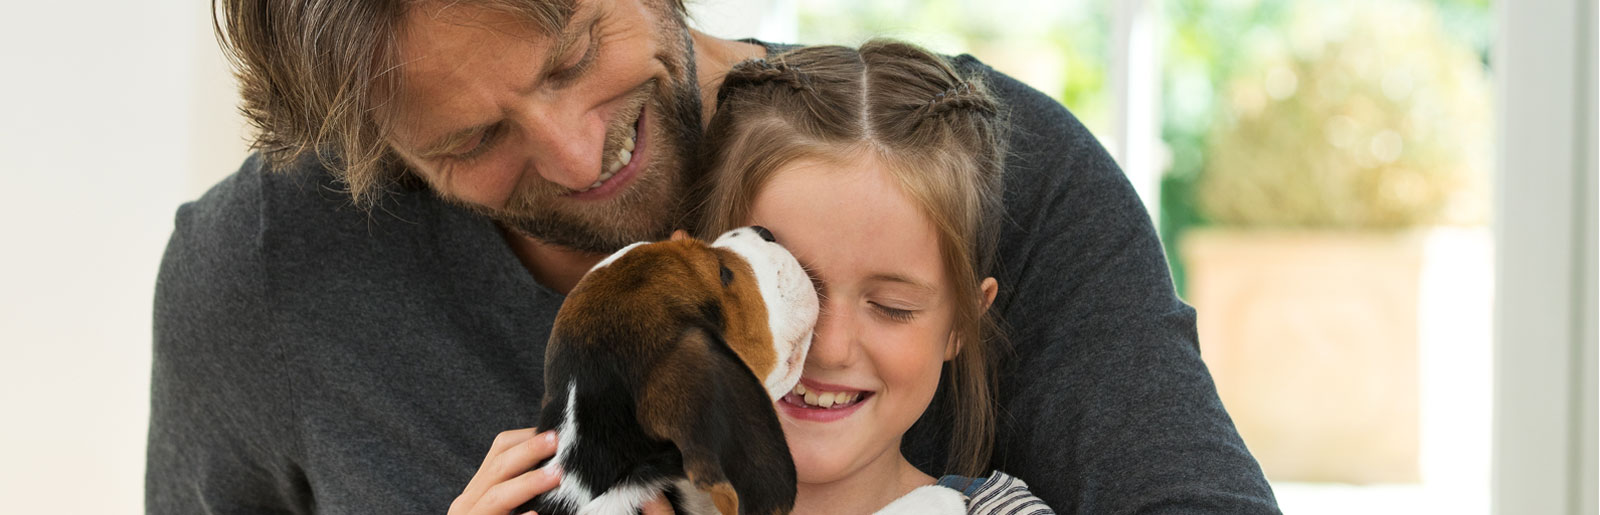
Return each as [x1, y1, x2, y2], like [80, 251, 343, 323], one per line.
[546, 237, 796, 514]
[556, 239, 776, 382]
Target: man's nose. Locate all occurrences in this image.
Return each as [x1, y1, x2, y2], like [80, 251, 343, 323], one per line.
[806, 300, 856, 369]
[517, 104, 606, 191]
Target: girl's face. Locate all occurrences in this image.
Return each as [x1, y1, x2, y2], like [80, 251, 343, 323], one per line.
[748, 153, 959, 485]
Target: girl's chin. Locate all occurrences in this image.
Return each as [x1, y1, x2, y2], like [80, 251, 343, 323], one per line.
[791, 456, 857, 485]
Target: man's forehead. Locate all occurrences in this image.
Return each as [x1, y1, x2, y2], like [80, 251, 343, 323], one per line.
[406, 0, 579, 39]
[387, 0, 588, 147]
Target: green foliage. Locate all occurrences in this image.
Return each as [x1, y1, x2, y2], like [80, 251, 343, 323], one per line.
[1195, 0, 1490, 228]
[795, 0, 1114, 139]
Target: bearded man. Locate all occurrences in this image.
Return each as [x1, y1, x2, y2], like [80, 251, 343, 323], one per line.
[147, 1, 1281, 513]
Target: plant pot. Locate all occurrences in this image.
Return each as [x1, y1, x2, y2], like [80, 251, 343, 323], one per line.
[1180, 227, 1429, 484]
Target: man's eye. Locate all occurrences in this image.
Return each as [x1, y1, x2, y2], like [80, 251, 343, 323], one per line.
[446, 125, 502, 161]
[548, 34, 597, 85]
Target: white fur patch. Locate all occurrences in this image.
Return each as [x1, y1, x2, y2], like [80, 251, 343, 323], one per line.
[543, 383, 593, 512]
[874, 485, 967, 515]
[577, 478, 672, 515]
[711, 227, 820, 401]
[670, 478, 721, 515]
[590, 242, 647, 273]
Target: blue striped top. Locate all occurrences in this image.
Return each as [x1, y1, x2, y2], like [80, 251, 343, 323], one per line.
[936, 471, 1056, 515]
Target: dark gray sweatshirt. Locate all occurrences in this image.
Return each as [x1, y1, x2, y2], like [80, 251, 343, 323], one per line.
[147, 53, 1279, 514]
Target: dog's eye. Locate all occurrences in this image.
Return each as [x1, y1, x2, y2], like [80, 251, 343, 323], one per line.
[720, 265, 734, 286]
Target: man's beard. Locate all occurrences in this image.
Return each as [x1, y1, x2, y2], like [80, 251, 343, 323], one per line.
[488, 30, 703, 254]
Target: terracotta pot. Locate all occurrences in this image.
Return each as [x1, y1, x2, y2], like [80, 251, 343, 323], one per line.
[1181, 228, 1428, 484]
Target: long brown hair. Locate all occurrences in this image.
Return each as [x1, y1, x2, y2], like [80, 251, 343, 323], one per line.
[693, 40, 1008, 477]
[213, 0, 686, 206]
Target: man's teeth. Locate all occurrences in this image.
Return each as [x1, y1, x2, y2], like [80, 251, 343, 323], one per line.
[793, 383, 861, 409]
[582, 128, 639, 191]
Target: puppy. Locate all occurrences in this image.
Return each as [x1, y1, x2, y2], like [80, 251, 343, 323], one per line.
[520, 226, 819, 515]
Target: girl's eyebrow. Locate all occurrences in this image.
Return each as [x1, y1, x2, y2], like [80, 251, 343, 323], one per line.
[865, 273, 938, 294]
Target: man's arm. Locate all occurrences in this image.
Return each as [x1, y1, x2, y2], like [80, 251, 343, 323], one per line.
[147, 159, 311, 514]
[964, 57, 1280, 513]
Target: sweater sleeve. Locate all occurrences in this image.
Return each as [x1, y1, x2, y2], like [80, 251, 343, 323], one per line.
[146, 156, 312, 514]
[963, 58, 1281, 514]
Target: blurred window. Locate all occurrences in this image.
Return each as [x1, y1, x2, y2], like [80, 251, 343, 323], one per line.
[795, 1, 1496, 513]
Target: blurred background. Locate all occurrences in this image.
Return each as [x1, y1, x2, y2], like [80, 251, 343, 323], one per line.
[0, 0, 1592, 513]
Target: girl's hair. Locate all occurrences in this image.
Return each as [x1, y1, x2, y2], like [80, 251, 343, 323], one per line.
[693, 40, 1007, 476]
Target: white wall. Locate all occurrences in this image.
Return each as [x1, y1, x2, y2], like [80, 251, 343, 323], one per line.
[1, 1, 1594, 514]
[1491, 0, 1600, 513]
[0, 2, 249, 512]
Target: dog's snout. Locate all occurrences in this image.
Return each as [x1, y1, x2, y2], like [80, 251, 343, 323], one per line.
[750, 225, 777, 243]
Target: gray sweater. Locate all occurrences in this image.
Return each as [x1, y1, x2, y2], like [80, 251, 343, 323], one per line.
[147, 54, 1279, 514]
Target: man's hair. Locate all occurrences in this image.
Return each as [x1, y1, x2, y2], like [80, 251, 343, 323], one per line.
[215, 0, 683, 206]
[695, 40, 1009, 477]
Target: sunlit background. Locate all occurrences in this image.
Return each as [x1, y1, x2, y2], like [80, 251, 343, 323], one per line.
[0, 0, 1592, 513]
[761, 1, 1497, 512]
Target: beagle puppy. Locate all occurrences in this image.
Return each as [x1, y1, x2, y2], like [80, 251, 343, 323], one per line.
[519, 226, 819, 515]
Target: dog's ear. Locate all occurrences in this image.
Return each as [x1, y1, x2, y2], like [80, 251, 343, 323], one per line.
[636, 327, 797, 515]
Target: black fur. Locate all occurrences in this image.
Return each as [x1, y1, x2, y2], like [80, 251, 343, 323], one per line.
[517, 305, 796, 515]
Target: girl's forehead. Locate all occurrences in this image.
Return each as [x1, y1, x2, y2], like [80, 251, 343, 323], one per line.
[749, 158, 949, 292]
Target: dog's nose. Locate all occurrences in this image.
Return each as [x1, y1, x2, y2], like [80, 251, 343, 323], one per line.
[750, 225, 777, 243]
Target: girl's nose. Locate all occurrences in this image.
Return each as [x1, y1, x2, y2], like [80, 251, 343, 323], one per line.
[806, 299, 856, 368]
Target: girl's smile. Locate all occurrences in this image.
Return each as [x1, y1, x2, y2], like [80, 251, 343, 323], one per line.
[777, 378, 876, 422]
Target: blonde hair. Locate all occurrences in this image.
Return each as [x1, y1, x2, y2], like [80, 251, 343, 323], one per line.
[214, 0, 686, 206]
[693, 40, 1007, 476]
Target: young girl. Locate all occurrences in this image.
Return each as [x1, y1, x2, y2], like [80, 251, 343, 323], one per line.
[694, 40, 1054, 515]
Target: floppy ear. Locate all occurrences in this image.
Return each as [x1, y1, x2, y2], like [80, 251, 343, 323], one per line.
[636, 328, 797, 515]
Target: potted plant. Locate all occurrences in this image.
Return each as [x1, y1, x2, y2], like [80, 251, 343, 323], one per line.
[1177, 0, 1489, 484]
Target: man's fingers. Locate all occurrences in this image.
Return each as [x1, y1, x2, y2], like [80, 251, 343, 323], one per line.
[483, 428, 540, 465]
[458, 429, 557, 510]
[475, 464, 563, 514]
[486, 430, 559, 480]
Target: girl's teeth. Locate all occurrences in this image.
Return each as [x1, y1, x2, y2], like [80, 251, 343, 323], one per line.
[790, 383, 864, 408]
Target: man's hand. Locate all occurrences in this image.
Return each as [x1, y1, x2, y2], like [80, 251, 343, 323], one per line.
[449, 429, 562, 515]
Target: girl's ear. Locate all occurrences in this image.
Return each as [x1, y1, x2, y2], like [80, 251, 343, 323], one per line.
[945, 278, 1001, 361]
[980, 277, 998, 313]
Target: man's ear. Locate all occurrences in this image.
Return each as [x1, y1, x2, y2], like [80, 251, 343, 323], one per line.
[636, 328, 797, 515]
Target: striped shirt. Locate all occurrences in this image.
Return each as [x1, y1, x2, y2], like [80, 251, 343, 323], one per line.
[937, 471, 1056, 515]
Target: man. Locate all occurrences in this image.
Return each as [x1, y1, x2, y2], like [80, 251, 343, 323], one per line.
[148, 0, 1281, 513]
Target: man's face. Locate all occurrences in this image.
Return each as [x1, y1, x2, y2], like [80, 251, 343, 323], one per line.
[386, 0, 702, 253]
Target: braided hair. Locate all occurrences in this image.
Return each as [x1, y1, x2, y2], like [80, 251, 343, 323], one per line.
[692, 39, 1008, 478]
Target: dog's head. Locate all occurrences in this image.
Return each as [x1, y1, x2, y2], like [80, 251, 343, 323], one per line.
[561, 226, 819, 401]
[543, 226, 817, 515]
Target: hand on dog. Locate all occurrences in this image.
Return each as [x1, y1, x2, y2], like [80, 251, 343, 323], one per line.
[640, 495, 675, 515]
[449, 428, 562, 515]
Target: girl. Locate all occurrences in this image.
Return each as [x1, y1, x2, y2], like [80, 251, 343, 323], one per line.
[694, 40, 1054, 515]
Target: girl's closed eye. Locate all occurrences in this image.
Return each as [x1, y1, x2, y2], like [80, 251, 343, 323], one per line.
[870, 302, 919, 323]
